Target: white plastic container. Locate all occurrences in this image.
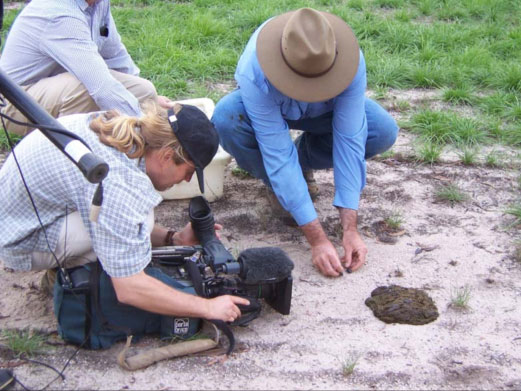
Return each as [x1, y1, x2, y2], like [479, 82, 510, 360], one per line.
[159, 98, 231, 202]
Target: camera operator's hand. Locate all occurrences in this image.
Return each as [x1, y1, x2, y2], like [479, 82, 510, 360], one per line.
[205, 295, 250, 323]
[176, 222, 223, 246]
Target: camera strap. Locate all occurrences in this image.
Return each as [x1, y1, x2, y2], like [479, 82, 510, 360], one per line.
[184, 258, 235, 355]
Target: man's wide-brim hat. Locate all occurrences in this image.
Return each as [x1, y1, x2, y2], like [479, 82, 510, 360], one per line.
[256, 7, 360, 103]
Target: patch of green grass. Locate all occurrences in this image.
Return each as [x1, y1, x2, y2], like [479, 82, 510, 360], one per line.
[1, 329, 47, 358]
[502, 125, 521, 147]
[478, 92, 518, 117]
[437, 4, 468, 21]
[231, 166, 253, 179]
[459, 147, 478, 166]
[394, 99, 411, 112]
[435, 184, 468, 204]
[366, 55, 411, 89]
[442, 88, 475, 105]
[372, 86, 389, 101]
[450, 116, 488, 146]
[416, 42, 442, 63]
[408, 65, 444, 88]
[405, 110, 488, 147]
[384, 211, 404, 230]
[484, 118, 505, 142]
[416, 142, 442, 164]
[1, 0, 519, 101]
[506, 203, 521, 226]
[491, 67, 521, 93]
[379, 149, 396, 159]
[415, 0, 436, 16]
[1, 0, 520, 156]
[374, 0, 405, 9]
[485, 151, 503, 168]
[394, 9, 416, 22]
[504, 98, 521, 121]
[407, 111, 454, 145]
[341, 352, 361, 377]
[347, 0, 364, 10]
[450, 285, 472, 310]
[0, 129, 22, 150]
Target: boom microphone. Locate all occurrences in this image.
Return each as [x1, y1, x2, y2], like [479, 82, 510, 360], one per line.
[0, 69, 108, 184]
[237, 247, 294, 284]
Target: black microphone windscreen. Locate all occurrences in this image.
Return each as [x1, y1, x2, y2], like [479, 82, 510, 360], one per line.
[237, 247, 294, 284]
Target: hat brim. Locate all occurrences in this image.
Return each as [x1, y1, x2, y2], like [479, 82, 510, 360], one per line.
[195, 166, 205, 194]
[256, 10, 360, 103]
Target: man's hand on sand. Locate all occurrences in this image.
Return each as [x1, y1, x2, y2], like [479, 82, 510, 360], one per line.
[311, 239, 345, 277]
[341, 230, 367, 272]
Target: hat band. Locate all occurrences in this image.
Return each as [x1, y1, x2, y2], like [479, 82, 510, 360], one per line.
[280, 40, 338, 79]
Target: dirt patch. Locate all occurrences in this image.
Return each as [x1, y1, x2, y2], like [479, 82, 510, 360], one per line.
[1, 102, 521, 389]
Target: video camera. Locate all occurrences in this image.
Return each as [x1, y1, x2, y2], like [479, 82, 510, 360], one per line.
[151, 196, 294, 325]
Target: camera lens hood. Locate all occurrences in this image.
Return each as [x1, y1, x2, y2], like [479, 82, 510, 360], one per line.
[189, 196, 235, 267]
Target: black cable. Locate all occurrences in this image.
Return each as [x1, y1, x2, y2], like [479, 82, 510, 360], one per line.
[0, 102, 94, 389]
[22, 358, 64, 380]
[0, 11, 97, 390]
[0, 115, 66, 274]
[39, 342, 85, 391]
[14, 377, 31, 391]
[11, 342, 84, 391]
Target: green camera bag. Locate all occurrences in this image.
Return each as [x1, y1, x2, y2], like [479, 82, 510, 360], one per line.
[53, 262, 200, 350]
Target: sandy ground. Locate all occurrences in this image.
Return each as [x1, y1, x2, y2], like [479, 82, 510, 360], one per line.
[1, 90, 521, 390]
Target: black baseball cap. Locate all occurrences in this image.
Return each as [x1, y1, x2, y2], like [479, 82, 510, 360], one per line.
[167, 104, 219, 193]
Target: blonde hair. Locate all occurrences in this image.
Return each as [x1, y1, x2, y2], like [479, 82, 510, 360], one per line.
[89, 100, 187, 164]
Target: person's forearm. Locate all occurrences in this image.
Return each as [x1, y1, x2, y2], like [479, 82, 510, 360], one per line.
[112, 271, 209, 318]
[151, 224, 179, 247]
[301, 218, 329, 246]
[338, 207, 358, 232]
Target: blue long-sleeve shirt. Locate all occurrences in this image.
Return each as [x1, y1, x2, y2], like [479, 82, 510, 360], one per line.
[235, 23, 367, 226]
[0, 0, 141, 116]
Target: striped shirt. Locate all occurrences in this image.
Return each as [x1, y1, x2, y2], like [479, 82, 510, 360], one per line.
[0, 0, 141, 116]
[0, 113, 163, 277]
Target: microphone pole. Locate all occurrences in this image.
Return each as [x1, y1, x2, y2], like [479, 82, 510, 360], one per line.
[0, 68, 108, 184]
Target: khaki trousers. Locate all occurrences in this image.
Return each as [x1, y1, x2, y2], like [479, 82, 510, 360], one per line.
[30, 210, 155, 271]
[3, 70, 157, 135]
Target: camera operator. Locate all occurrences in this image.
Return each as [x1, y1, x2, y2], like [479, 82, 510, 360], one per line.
[0, 0, 174, 136]
[0, 101, 249, 324]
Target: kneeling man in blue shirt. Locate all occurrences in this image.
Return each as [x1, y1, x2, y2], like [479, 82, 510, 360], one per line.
[212, 8, 398, 278]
